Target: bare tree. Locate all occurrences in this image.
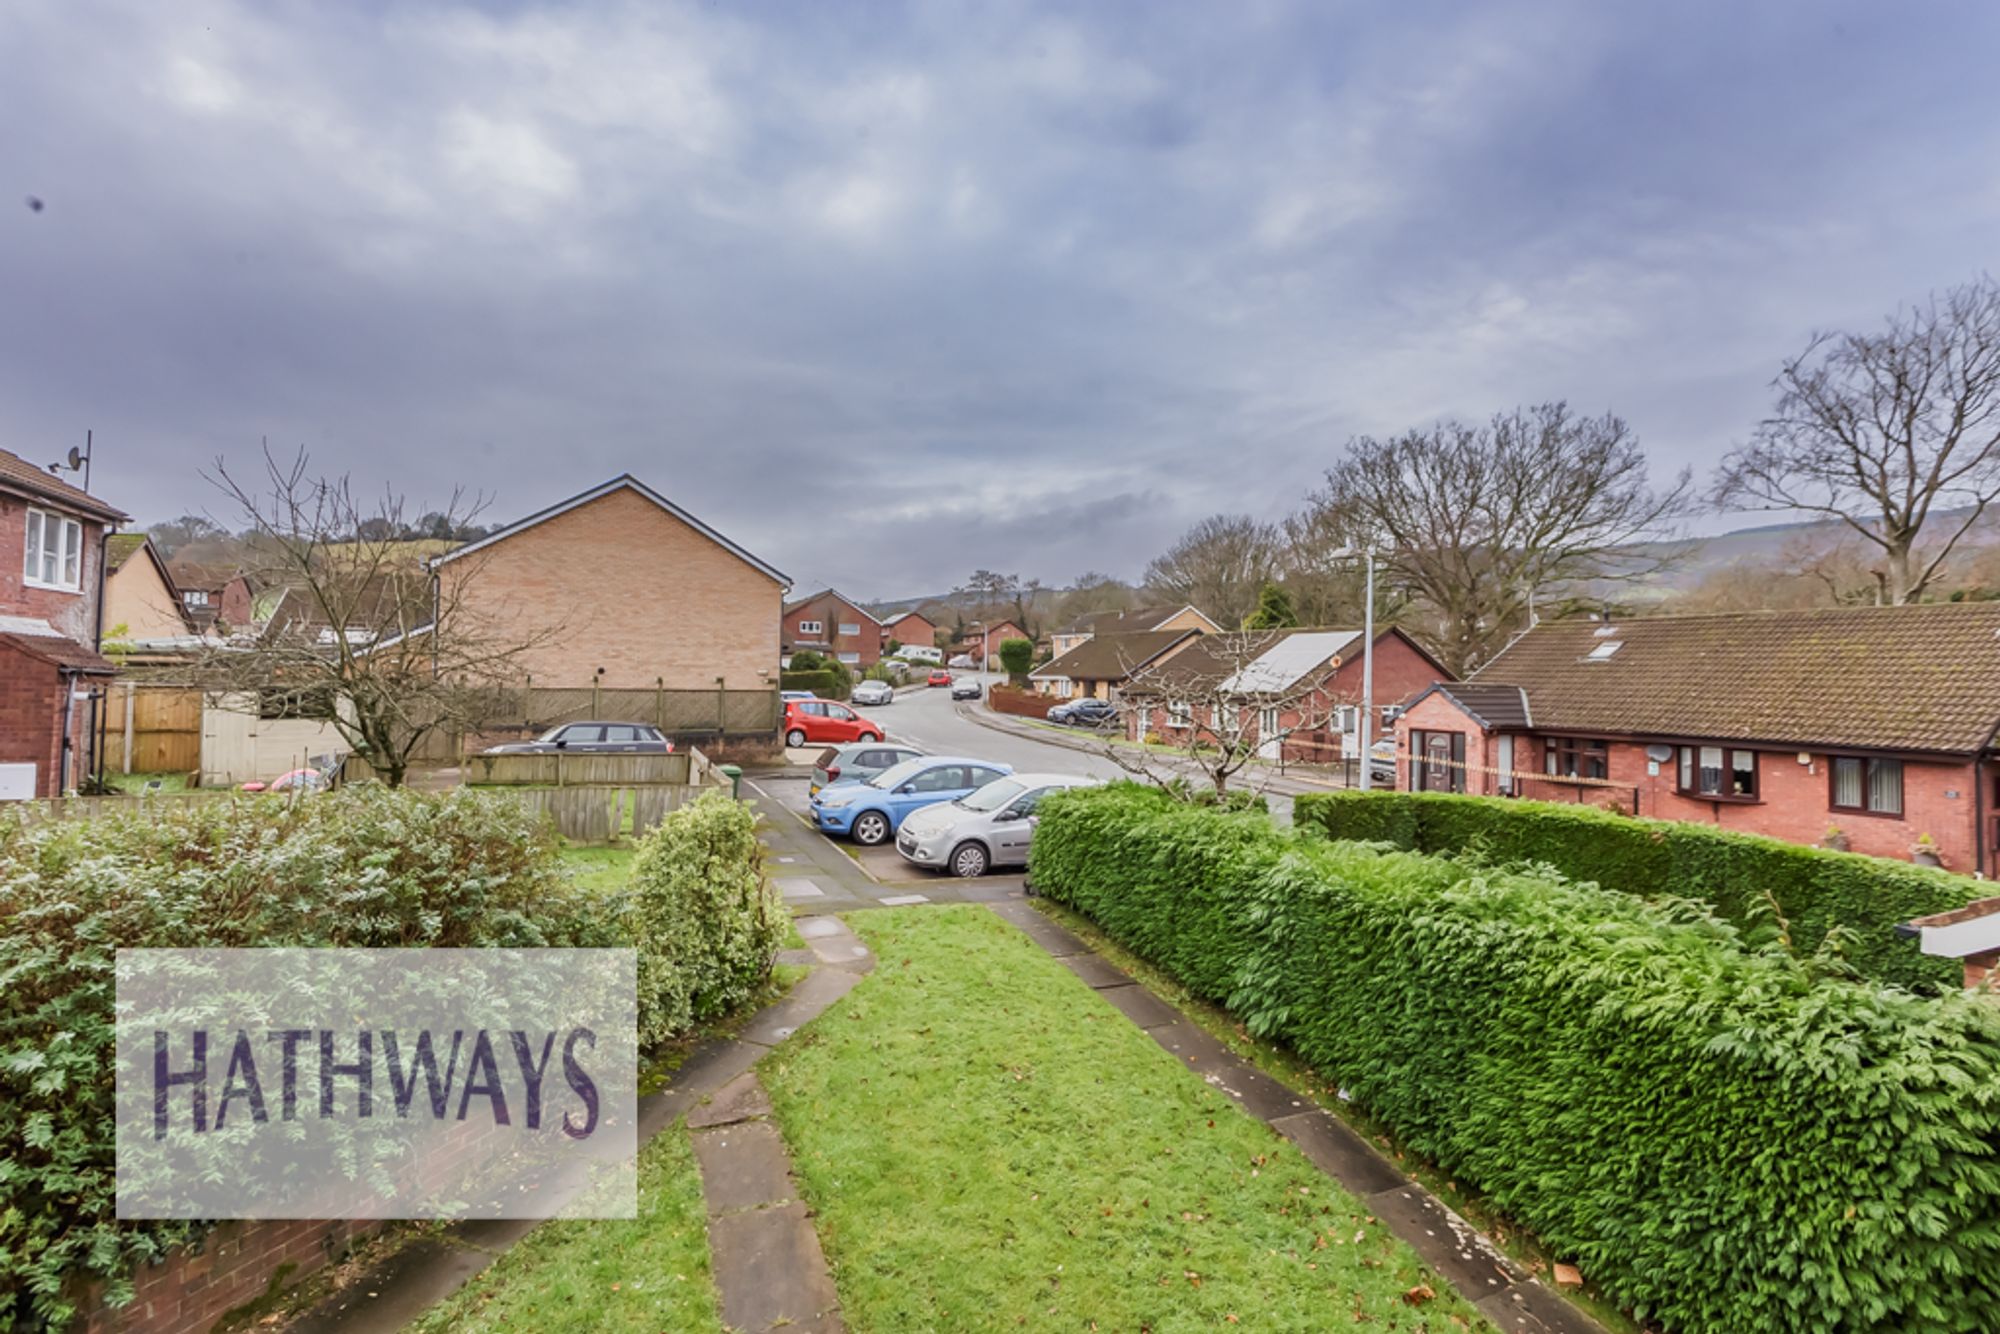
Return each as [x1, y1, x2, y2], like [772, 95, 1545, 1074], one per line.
[1713, 277, 2000, 605]
[1142, 514, 1281, 629]
[187, 449, 560, 788]
[1052, 571, 1135, 626]
[1299, 403, 1694, 676]
[1106, 631, 1337, 798]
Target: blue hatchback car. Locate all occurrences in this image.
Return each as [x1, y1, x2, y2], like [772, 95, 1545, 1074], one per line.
[811, 755, 1013, 845]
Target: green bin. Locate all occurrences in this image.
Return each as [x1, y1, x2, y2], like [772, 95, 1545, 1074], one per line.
[719, 763, 742, 799]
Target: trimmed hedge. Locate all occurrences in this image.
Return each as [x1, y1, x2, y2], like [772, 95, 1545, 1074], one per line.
[780, 668, 849, 700]
[1294, 789, 1982, 990]
[1031, 784, 2000, 1333]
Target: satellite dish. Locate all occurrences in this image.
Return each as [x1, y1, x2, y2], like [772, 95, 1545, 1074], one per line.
[65, 446, 82, 470]
[1645, 743, 1674, 763]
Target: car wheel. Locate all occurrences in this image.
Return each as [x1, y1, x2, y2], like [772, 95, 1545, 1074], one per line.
[852, 811, 891, 846]
[949, 841, 989, 877]
[859, 731, 882, 742]
[786, 727, 807, 747]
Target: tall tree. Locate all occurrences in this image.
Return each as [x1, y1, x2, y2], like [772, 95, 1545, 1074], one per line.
[1054, 571, 1135, 625]
[1241, 582, 1299, 629]
[1142, 514, 1280, 629]
[1712, 276, 2000, 604]
[1301, 402, 1693, 676]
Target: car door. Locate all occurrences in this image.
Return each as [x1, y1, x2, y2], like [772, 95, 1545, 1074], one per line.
[990, 785, 1054, 865]
[601, 724, 643, 753]
[891, 763, 964, 823]
[796, 701, 831, 741]
[558, 724, 605, 750]
[824, 703, 862, 741]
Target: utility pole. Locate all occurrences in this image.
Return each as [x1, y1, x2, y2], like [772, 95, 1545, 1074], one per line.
[1359, 549, 1375, 791]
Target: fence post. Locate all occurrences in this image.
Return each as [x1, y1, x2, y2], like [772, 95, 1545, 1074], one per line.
[592, 668, 603, 719]
[555, 749, 564, 788]
[715, 676, 727, 737]
[656, 676, 665, 730]
[121, 683, 135, 775]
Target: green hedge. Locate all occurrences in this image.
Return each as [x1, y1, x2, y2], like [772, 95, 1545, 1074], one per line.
[780, 668, 849, 700]
[0, 784, 778, 1326]
[1294, 790, 1982, 990]
[1030, 785, 2000, 1333]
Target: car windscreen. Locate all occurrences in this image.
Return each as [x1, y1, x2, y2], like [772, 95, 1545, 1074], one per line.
[815, 748, 840, 769]
[869, 758, 931, 789]
[955, 777, 1027, 812]
[536, 724, 568, 741]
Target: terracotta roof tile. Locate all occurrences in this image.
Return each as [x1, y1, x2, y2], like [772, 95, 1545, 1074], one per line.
[0, 448, 128, 521]
[0, 632, 116, 673]
[1030, 628, 1197, 682]
[1472, 604, 2000, 754]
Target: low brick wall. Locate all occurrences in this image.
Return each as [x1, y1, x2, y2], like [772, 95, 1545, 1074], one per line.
[987, 685, 1053, 721]
[76, 1218, 378, 1334]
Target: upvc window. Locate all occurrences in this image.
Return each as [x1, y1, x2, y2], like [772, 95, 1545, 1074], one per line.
[838, 621, 861, 637]
[1544, 737, 1609, 781]
[1167, 700, 1192, 728]
[798, 619, 823, 636]
[1677, 745, 1757, 799]
[24, 507, 84, 591]
[184, 589, 210, 607]
[1831, 756, 1903, 816]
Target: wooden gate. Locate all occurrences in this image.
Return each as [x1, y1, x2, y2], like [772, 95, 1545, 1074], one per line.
[97, 682, 203, 775]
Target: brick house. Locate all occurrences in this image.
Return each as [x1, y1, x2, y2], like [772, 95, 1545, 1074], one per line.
[432, 475, 789, 691]
[882, 610, 938, 652]
[1029, 627, 1204, 700]
[782, 589, 883, 669]
[0, 448, 127, 797]
[166, 561, 255, 632]
[1393, 606, 2000, 875]
[1049, 603, 1221, 659]
[104, 534, 194, 641]
[1123, 626, 1450, 764]
[961, 618, 1031, 669]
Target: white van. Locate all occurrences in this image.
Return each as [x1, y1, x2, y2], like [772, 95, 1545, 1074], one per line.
[895, 645, 944, 665]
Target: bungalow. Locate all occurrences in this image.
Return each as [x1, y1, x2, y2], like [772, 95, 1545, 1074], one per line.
[882, 610, 939, 653]
[1123, 626, 1450, 764]
[783, 589, 884, 669]
[0, 447, 127, 797]
[1049, 604, 1221, 659]
[1394, 605, 2000, 875]
[1029, 627, 1203, 700]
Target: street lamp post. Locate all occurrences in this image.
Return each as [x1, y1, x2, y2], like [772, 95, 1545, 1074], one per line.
[1330, 546, 1379, 791]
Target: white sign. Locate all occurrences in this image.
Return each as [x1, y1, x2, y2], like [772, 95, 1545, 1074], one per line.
[0, 763, 37, 801]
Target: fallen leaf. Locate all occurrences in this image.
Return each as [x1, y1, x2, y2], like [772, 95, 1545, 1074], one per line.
[1401, 1283, 1435, 1306]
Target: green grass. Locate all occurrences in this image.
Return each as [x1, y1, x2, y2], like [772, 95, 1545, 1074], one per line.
[1032, 898, 1640, 1333]
[762, 906, 1489, 1331]
[409, 1123, 721, 1333]
[102, 770, 190, 794]
[559, 844, 636, 893]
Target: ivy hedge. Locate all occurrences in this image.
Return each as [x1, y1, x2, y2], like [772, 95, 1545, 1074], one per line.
[1293, 789, 1983, 990]
[0, 785, 777, 1327]
[1030, 784, 2000, 1333]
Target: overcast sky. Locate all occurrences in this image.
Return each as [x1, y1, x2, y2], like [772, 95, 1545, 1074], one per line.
[6, 1, 1998, 599]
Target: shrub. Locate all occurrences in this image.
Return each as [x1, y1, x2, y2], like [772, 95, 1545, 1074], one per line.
[0, 787, 612, 1327]
[997, 636, 1035, 684]
[628, 790, 785, 1045]
[780, 668, 848, 700]
[1031, 785, 2000, 1333]
[1294, 790, 1982, 989]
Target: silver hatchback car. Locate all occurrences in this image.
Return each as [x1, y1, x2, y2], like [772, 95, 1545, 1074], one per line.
[893, 772, 1097, 876]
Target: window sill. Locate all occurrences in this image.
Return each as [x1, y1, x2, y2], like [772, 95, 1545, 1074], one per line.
[1829, 806, 1906, 821]
[22, 578, 83, 595]
[1679, 791, 1761, 805]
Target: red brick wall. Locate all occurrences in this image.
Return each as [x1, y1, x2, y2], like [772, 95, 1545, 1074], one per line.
[0, 492, 111, 640]
[0, 643, 90, 798]
[988, 684, 1052, 719]
[785, 593, 881, 669]
[75, 1218, 378, 1334]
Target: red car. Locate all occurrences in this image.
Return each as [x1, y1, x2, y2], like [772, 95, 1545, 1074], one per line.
[927, 670, 953, 688]
[784, 699, 884, 747]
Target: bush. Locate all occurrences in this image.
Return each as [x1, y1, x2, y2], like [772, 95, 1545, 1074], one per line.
[1294, 790, 1983, 989]
[628, 790, 785, 1045]
[780, 668, 848, 700]
[0, 787, 612, 1327]
[1031, 785, 2000, 1333]
[997, 636, 1035, 684]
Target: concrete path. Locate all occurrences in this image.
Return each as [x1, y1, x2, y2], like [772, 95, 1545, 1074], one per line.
[986, 900, 1606, 1334]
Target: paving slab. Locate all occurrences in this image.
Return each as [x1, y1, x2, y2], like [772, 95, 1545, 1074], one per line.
[879, 892, 930, 906]
[795, 916, 847, 939]
[1477, 1279, 1609, 1334]
[776, 877, 826, 899]
[1096, 981, 1186, 1030]
[989, 901, 1090, 956]
[737, 967, 861, 1046]
[776, 947, 816, 967]
[1059, 954, 1134, 989]
[688, 1071, 775, 1128]
[690, 1120, 798, 1213]
[1269, 1111, 1407, 1197]
[952, 878, 1028, 902]
[1148, 1017, 1237, 1073]
[1186, 1051, 1314, 1120]
[707, 1200, 845, 1333]
[1368, 1184, 1523, 1300]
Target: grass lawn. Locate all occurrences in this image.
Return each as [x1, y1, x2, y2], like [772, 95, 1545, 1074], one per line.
[559, 843, 636, 893]
[762, 905, 1489, 1332]
[102, 770, 191, 794]
[410, 1123, 721, 1333]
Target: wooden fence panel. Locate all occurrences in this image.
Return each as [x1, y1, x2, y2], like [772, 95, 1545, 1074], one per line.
[462, 752, 693, 787]
[98, 683, 204, 774]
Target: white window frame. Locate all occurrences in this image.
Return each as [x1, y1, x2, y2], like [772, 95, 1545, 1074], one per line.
[798, 619, 823, 636]
[24, 507, 85, 593]
[1167, 699, 1192, 728]
[838, 621, 861, 637]
[837, 651, 861, 664]
[184, 589, 211, 607]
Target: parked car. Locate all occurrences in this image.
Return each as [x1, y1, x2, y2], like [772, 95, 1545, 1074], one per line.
[784, 699, 884, 747]
[947, 653, 975, 669]
[1368, 737, 1397, 787]
[810, 756, 1012, 845]
[851, 679, 894, 706]
[927, 669, 953, 688]
[895, 773, 1097, 876]
[893, 645, 944, 665]
[1047, 697, 1120, 729]
[950, 677, 983, 701]
[811, 742, 925, 798]
[483, 721, 673, 754]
